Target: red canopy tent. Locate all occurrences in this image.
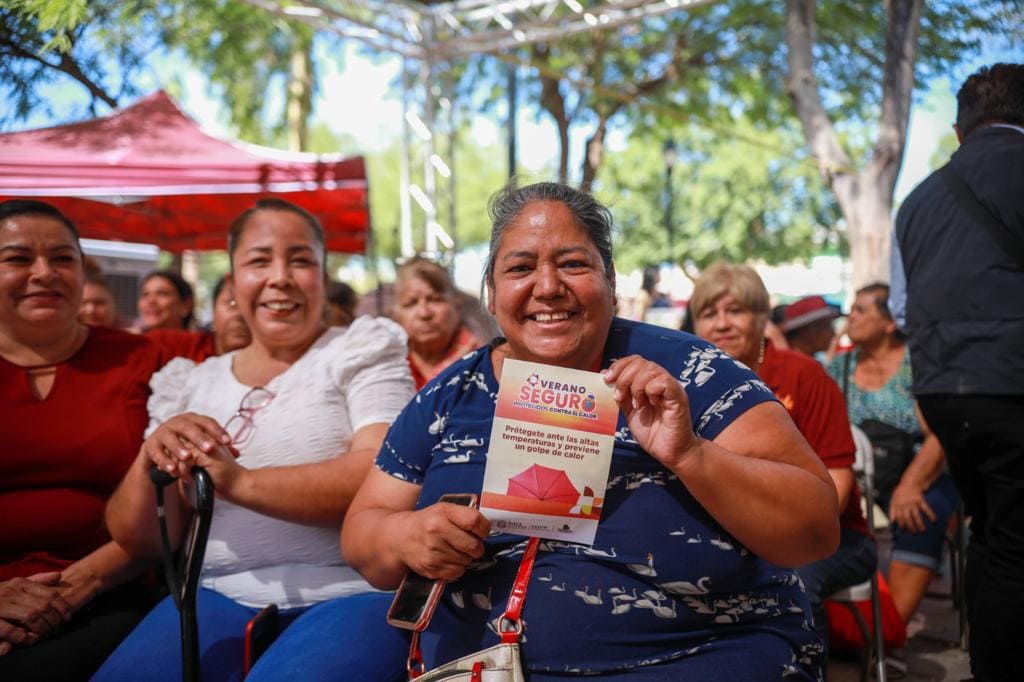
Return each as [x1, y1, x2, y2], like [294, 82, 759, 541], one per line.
[0, 91, 370, 253]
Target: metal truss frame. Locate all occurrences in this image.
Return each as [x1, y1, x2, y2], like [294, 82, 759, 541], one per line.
[241, 0, 714, 259]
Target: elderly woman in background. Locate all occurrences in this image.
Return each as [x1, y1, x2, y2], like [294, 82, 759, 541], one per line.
[826, 283, 959, 625]
[343, 182, 838, 679]
[0, 200, 164, 679]
[690, 262, 876, 653]
[96, 198, 414, 681]
[392, 256, 480, 389]
[138, 269, 194, 331]
[146, 275, 252, 362]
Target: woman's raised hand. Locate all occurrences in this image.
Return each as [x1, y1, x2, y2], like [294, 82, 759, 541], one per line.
[604, 355, 699, 470]
[141, 413, 233, 480]
[393, 501, 491, 582]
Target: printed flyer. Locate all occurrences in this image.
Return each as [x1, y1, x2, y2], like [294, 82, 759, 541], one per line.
[480, 358, 618, 545]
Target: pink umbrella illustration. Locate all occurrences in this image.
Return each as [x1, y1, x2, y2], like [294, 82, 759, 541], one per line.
[507, 464, 579, 503]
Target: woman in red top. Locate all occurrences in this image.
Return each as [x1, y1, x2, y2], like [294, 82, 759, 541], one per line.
[146, 275, 252, 362]
[138, 269, 194, 331]
[0, 200, 164, 679]
[690, 262, 876, 654]
[392, 256, 481, 389]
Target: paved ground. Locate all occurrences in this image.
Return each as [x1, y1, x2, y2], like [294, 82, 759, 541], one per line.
[828, 529, 971, 682]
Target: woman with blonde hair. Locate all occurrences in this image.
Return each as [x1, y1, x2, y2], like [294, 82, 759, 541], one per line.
[690, 262, 875, 654]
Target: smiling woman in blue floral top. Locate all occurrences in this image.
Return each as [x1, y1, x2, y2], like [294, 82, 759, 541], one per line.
[343, 182, 840, 679]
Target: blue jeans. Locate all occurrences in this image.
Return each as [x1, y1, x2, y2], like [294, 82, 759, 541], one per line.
[795, 528, 878, 651]
[92, 588, 409, 682]
[878, 472, 960, 571]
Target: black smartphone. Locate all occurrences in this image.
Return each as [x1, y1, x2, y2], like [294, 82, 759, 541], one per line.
[386, 493, 479, 631]
[244, 603, 279, 674]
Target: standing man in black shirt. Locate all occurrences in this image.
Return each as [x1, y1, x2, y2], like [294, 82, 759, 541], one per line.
[892, 63, 1024, 681]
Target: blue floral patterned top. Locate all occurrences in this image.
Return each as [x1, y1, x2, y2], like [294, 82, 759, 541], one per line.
[376, 318, 823, 678]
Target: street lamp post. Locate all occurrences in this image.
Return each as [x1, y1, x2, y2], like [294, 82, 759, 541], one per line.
[662, 138, 677, 262]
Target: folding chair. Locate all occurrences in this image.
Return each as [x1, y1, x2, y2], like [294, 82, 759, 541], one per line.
[825, 425, 887, 682]
[945, 502, 969, 650]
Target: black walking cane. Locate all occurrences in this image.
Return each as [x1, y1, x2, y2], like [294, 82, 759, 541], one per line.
[151, 466, 215, 682]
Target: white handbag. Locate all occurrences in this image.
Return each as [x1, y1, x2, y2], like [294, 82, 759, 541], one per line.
[411, 641, 525, 682]
[408, 537, 539, 682]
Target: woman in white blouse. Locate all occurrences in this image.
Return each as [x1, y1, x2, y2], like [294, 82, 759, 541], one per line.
[97, 199, 415, 681]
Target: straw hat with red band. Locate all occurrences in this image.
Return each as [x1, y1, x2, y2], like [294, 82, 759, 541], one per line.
[781, 295, 840, 333]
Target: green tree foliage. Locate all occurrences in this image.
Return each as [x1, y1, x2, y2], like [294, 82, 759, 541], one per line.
[157, 1, 322, 147]
[929, 130, 959, 170]
[1, 0, 325, 148]
[600, 119, 842, 274]
[465, 0, 1017, 283]
[783, 0, 1022, 285]
[0, 0, 152, 124]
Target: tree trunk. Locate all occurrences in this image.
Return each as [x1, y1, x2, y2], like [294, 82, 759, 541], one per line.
[784, 0, 922, 290]
[285, 26, 314, 152]
[831, 173, 894, 286]
[533, 45, 571, 181]
[581, 117, 610, 192]
[553, 106, 570, 182]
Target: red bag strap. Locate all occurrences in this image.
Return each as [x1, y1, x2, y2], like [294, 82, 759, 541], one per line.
[406, 536, 541, 676]
[498, 536, 540, 644]
[408, 630, 425, 678]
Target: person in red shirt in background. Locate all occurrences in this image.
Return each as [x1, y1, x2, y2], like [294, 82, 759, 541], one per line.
[146, 275, 252, 362]
[138, 269, 193, 331]
[392, 256, 480, 389]
[0, 200, 165, 679]
[147, 274, 252, 364]
[782, 295, 840, 359]
[691, 262, 876, 655]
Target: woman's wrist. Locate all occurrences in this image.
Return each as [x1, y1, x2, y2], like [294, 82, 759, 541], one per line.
[348, 509, 416, 589]
[895, 472, 925, 493]
[57, 563, 102, 612]
[666, 437, 707, 478]
[383, 510, 417, 568]
[218, 465, 253, 507]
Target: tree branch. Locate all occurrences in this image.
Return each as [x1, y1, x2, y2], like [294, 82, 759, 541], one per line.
[783, 0, 855, 178]
[531, 43, 572, 180]
[0, 31, 117, 109]
[868, 0, 923, 192]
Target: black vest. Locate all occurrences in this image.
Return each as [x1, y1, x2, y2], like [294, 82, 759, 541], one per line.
[895, 125, 1024, 395]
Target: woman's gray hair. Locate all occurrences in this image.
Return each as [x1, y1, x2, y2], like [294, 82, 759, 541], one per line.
[483, 181, 615, 285]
